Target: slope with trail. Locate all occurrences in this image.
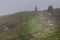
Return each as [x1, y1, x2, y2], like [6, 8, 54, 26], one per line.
[0, 11, 57, 40]
[28, 11, 56, 40]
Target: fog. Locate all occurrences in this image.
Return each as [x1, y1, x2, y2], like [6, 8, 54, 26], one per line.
[0, 0, 60, 16]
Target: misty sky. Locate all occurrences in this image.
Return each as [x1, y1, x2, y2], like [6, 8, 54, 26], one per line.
[0, 0, 60, 16]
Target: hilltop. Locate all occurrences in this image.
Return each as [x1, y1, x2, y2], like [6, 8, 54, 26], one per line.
[0, 8, 60, 40]
[0, 11, 45, 40]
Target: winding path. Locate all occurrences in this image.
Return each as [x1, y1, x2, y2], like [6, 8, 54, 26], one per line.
[28, 11, 55, 40]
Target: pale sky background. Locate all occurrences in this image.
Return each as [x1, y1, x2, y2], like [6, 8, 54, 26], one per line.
[0, 0, 60, 16]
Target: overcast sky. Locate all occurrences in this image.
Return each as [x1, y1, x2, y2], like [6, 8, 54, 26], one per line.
[0, 0, 60, 16]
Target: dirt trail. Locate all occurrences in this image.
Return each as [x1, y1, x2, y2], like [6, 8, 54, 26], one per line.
[28, 11, 55, 40]
[33, 12, 54, 36]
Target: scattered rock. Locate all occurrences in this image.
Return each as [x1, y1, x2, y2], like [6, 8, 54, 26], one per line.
[1, 23, 15, 31]
[40, 18, 44, 19]
[32, 31, 42, 37]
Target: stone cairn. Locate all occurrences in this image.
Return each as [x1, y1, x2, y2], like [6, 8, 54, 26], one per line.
[47, 5, 54, 20]
[45, 5, 54, 27]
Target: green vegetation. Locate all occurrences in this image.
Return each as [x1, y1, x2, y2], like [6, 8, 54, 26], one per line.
[0, 11, 35, 40]
[0, 11, 45, 40]
[0, 8, 60, 40]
